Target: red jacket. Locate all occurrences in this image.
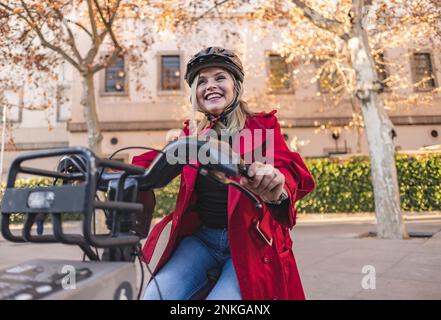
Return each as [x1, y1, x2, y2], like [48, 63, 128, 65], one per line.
[132, 110, 315, 300]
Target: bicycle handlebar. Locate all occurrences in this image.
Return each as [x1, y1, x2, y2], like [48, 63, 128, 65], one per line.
[0, 137, 261, 261]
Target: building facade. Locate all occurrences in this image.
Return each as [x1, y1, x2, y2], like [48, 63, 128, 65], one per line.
[67, 28, 441, 163]
[0, 63, 72, 179]
[2, 21, 440, 180]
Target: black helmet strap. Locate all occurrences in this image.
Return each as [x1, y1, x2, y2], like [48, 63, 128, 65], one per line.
[204, 92, 240, 128]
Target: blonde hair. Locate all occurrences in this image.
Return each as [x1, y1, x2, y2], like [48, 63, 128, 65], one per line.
[189, 71, 253, 137]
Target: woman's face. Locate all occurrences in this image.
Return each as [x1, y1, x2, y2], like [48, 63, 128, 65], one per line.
[196, 67, 235, 115]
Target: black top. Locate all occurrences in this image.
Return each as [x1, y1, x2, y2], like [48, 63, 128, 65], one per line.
[195, 173, 229, 228]
[194, 134, 232, 228]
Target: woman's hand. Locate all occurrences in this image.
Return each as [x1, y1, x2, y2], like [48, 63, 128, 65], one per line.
[240, 161, 286, 203]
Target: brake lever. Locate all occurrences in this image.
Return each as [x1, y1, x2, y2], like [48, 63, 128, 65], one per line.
[228, 180, 262, 209]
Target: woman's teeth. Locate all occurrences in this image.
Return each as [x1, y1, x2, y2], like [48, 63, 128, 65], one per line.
[206, 94, 223, 101]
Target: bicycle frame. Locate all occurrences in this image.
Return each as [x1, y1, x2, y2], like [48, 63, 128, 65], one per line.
[0, 137, 261, 300]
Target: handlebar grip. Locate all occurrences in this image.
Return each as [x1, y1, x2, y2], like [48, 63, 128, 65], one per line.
[99, 159, 146, 175]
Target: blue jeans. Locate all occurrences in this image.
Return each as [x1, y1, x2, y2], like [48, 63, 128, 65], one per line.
[36, 220, 44, 235]
[142, 225, 242, 300]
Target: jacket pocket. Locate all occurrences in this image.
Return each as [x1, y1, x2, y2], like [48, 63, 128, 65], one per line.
[274, 224, 290, 254]
[278, 248, 292, 285]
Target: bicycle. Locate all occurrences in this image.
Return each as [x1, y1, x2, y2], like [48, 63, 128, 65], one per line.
[0, 136, 261, 300]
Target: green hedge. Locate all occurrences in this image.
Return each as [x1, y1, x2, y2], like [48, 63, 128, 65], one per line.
[296, 153, 441, 213]
[2, 152, 440, 224]
[395, 153, 441, 212]
[152, 177, 180, 218]
[152, 153, 441, 214]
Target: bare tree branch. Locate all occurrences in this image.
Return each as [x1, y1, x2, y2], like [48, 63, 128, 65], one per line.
[196, 0, 230, 20]
[66, 19, 93, 39]
[24, 33, 38, 51]
[104, 0, 120, 23]
[93, 0, 123, 51]
[91, 48, 120, 73]
[0, 11, 13, 19]
[108, 0, 123, 27]
[53, 7, 83, 63]
[83, 30, 108, 68]
[0, 1, 81, 71]
[20, 1, 80, 70]
[79, 1, 110, 69]
[86, 0, 99, 40]
[291, 0, 349, 40]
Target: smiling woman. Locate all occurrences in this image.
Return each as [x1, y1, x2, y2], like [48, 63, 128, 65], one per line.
[134, 47, 315, 300]
[185, 47, 251, 137]
[195, 68, 235, 116]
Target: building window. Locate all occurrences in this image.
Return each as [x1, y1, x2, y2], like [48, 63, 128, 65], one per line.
[56, 85, 71, 122]
[268, 53, 293, 93]
[412, 52, 437, 91]
[317, 61, 345, 94]
[160, 55, 181, 91]
[104, 56, 127, 93]
[0, 88, 23, 123]
[374, 52, 391, 91]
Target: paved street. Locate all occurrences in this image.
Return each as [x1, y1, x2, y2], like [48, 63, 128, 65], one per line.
[293, 218, 441, 299]
[1, 217, 441, 299]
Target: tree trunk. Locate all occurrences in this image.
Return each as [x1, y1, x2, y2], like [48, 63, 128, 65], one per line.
[350, 97, 363, 154]
[81, 73, 106, 234]
[81, 73, 103, 155]
[81, 73, 108, 234]
[349, 0, 407, 239]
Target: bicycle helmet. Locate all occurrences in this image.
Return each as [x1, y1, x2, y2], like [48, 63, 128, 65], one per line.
[185, 47, 245, 86]
[57, 154, 88, 175]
